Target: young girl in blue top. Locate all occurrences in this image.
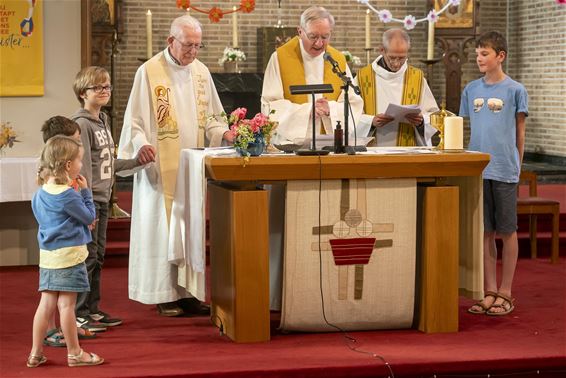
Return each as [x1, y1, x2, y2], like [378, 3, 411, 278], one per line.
[28, 135, 104, 368]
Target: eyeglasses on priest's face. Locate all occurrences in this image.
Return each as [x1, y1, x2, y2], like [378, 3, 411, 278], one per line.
[173, 36, 205, 52]
[86, 85, 113, 93]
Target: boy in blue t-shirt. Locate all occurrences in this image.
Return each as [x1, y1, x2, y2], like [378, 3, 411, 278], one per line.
[459, 31, 528, 316]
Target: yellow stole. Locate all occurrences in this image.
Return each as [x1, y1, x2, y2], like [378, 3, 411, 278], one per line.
[277, 36, 345, 104]
[145, 53, 208, 224]
[357, 63, 423, 146]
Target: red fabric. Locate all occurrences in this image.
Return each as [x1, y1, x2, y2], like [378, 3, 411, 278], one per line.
[329, 238, 375, 265]
[1, 257, 565, 377]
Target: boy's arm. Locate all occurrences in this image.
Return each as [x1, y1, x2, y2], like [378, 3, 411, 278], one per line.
[77, 120, 94, 188]
[516, 112, 526, 165]
[114, 158, 141, 173]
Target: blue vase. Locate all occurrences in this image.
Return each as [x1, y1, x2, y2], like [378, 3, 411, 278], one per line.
[237, 135, 265, 157]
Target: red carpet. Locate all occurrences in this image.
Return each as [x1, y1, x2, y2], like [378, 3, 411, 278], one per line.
[1, 257, 565, 378]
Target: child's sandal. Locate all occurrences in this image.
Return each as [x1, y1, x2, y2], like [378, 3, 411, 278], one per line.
[26, 354, 47, 368]
[68, 348, 104, 367]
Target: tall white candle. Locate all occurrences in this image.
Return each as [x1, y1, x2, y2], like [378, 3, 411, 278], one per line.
[427, 21, 435, 60]
[444, 116, 464, 150]
[232, 6, 238, 48]
[365, 10, 371, 49]
[146, 10, 152, 59]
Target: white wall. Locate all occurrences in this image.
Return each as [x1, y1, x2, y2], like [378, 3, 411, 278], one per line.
[0, 0, 81, 158]
[0, 0, 82, 266]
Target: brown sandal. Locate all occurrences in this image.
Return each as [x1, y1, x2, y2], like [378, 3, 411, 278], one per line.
[467, 290, 498, 314]
[26, 354, 47, 368]
[67, 349, 104, 367]
[487, 293, 515, 316]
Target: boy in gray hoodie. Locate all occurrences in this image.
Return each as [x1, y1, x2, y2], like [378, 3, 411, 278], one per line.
[71, 66, 155, 332]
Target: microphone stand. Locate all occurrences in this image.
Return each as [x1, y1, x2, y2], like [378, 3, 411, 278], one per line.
[328, 63, 366, 154]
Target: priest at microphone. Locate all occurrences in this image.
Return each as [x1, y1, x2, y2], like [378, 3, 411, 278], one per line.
[261, 5, 363, 147]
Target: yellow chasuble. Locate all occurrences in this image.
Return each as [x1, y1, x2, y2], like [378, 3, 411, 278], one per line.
[357, 63, 423, 146]
[145, 53, 208, 224]
[277, 36, 345, 104]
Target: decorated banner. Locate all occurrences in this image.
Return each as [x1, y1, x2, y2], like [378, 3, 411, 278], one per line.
[0, 0, 43, 96]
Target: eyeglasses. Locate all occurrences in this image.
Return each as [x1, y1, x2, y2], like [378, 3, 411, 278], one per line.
[384, 54, 407, 64]
[301, 28, 331, 43]
[173, 37, 205, 51]
[86, 85, 113, 93]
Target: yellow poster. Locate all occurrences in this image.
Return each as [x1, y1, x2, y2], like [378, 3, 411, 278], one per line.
[0, 0, 43, 96]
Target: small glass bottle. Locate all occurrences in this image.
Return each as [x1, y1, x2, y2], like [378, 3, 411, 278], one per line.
[334, 120, 344, 154]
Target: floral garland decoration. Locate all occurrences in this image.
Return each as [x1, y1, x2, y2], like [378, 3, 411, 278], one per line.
[176, 0, 255, 23]
[357, 0, 461, 30]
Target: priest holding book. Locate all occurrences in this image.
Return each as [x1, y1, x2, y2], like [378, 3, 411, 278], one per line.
[354, 28, 439, 146]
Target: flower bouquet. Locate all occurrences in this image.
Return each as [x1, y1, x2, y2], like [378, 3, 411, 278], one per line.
[218, 47, 246, 73]
[0, 122, 19, 153]
[223, 107, 276, 160]
[342, 50, 362, 68]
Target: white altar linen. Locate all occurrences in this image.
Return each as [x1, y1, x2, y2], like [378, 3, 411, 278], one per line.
[0, 157, 39, 202]
[168, 147, 237, 301]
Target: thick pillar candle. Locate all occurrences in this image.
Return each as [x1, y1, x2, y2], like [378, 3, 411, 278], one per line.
[427, 21, 435, 60]
[444, 116, 463, 150]
[146, 10, 152, 59]
[232, 6, 238, 48]
[365, 10, 371, 49]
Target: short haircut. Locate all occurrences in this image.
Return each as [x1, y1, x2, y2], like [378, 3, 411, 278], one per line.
[38, 135, 83, 185]
[476, 31, 508, 56]
[300, 6, 335, 30]
[170, 14, 202, 39]
[382, 28, 411, 50]
[72, 66, 110, 106]
[41, 116, 81, 143]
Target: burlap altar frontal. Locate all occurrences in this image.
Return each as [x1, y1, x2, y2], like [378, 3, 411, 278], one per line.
[281, 178, 417, 332]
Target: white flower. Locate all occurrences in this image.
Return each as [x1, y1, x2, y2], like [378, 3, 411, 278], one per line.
[352, 56, 362, 66]
[449, 0, 461, 6]
[342, 51, 363, 67]
[357, 0, 369, 4]
[427, 10, 438, 23]
[341, 50, 353, 61]
[403, 15, 416, 30]
[378, 9, 392, 23]
[218, 46, 247, 66]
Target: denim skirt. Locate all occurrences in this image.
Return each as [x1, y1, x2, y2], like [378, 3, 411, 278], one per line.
[39, 262, 90, 292]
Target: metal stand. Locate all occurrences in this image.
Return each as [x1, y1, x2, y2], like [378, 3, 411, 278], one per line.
[289, 84, 333, 156]
[419, 58, 442, 82]
[110, 30, 130, 219]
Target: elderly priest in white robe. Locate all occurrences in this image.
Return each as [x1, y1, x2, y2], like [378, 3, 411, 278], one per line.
[261, 5, 363, 146]
[118, 15, 232, 317]
[354, 28, 439, 146]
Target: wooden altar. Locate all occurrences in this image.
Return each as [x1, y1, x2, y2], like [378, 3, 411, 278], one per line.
[206, 151, 489, 343]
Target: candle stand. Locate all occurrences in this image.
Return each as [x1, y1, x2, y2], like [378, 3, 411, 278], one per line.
[419, 57, 442, 82]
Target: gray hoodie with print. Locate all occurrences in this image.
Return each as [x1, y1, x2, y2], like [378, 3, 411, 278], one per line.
[71, 108, 139, 203]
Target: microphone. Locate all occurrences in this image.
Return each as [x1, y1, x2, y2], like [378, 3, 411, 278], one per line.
[323, 52, 340, 71]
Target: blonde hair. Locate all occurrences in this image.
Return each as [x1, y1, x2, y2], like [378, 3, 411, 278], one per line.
[72, 66, 110, 106]
[38, 135, 83, 185]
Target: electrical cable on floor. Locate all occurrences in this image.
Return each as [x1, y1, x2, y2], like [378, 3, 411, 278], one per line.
[315, 155, 395, 378]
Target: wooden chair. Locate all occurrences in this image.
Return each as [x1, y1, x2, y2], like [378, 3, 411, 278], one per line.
[517, 170, 560, 263]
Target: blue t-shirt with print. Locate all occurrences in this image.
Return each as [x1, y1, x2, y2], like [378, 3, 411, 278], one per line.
[459, 76, 528, 183]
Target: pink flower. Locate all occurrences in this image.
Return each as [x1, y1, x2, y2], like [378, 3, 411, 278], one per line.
[378, 10, 392, 23]
[427, 10, 438, 23]
[250, 113, 268, 132]
[230, 107, 247, 122]
[557, 0, 566, 4]
[403, 15, 416, 30]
